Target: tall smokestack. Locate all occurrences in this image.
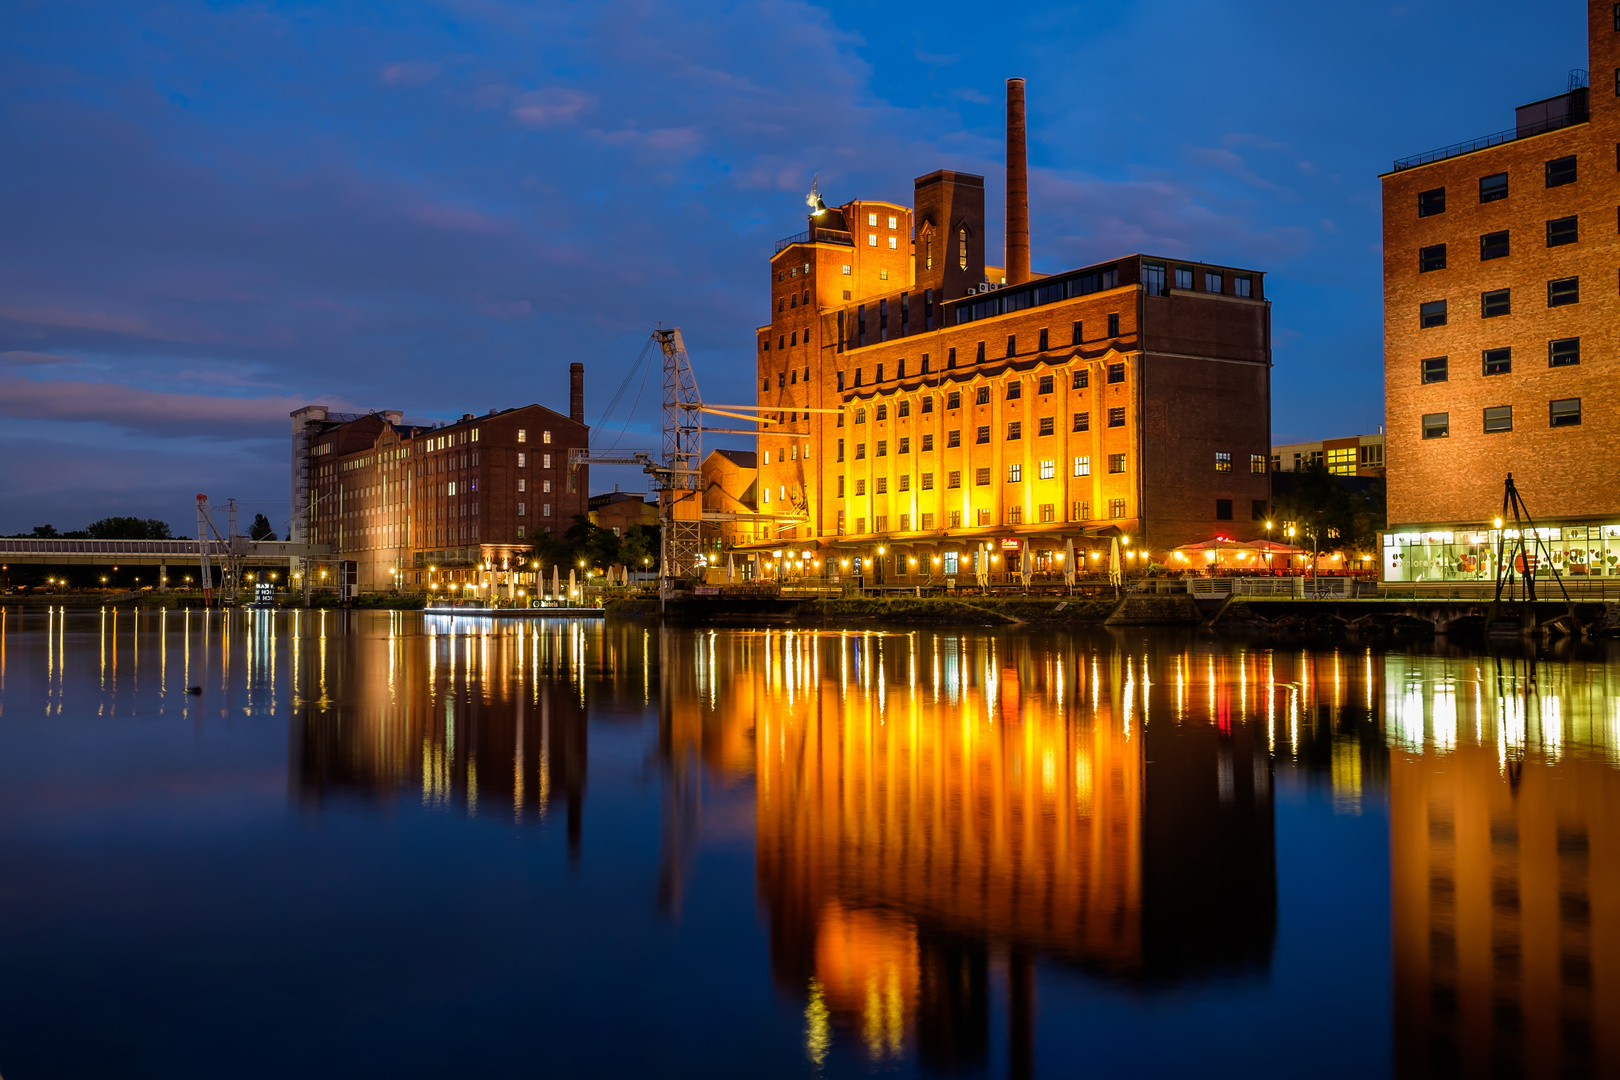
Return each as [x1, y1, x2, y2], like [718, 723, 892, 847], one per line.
[1005, 77, 1030, 287]
[569, 362, 585, 424]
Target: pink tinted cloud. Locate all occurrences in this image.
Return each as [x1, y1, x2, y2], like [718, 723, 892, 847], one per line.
[380, 60, 442, 87]
[511, 89, 592, 127]
[0, 376, 323, 437]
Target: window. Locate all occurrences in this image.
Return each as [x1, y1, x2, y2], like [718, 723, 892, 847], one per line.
[1038, 458, 1055, 479]
[1326, 447, 1356, 474]
[1482, 289, 1511, 317]
[1549, 276, 1579, 306]
[855, 479, 866, 496]
[1007, 506, 1023, 525]
[1108, 498, 1127, 518]
[921, 472, 934, 490]
[1214, 451, 1232, 472]
[1250, 454, 1267, 474]
[542, 453, 551, 468]
[517, 478, 527, 492]
[975, 341, 986, 363]
[1108, 407, 1126, 428]
[921, 396, 933, 413]
[1038, 328, 1049, 352]
[876, 440, 887, 457]
[1547, 215, 1579, 246]
[837, 438, 845, 462]
[1073, 456, 1090, 476]
[1422, 412, 1449, 439]
[1107, 362, 1124, 384]
[517, 429, 527, 443]
[1038, 374, 1053, 395]
[1235, 274, 1253, 298]
[947, 512, 962, 530]
[1550, 398, 1582, 426]
[1483, 347, 1512, 375]
[1420, 300, 1447, 327]
[542, 431, 552, 444]
[875, 477, 887, 494]
[948, 347, 957, 368]
[1006, 380, 1021, 400]
[1480, 172, 1508, 202]
[975, 386, 990, 405]
[1007, 463, 1022, 483]
[868, 233, 877, 247]
[856, 407, 866, 424]
[842, 264, 851, 275]
[517, 452, 526, 467]
[837, 475, 846, 497]
[1108, 453, 1127, 474]
[976, 508, 992, 526]
[1215, 499, 1233, 521]
[1421, 356, 1449, 383]
[1072, 321, 1083, 345]
[976, 425, 990, 444]
[874, 515, 886, 532]
[517, 501, 526, 516]
[855, 517, 865, 533]
[1175, 265, 1193, 289]
[1006, 334, 1017, 357]
[1480, 231, 1509, 260]
[836, 510, 845, 534]
[1418, 187, 1446, 216]
[975, 467, 991, 486]
[855, 442, 866, 459]
[921, 513, 935, 530]
[868, 212, 877, 226]
[1072, 369, 1088, 389]
[922, 433, 934, 451]
[1550, 337, 1580, 367]
[1546, 155, 1577, 187]
[1107, 313, 1120, 336]
[1143, 261, 1167, 296]
[887, 215, 897, 229]
[898, 399, 910, 417]
[876, 403, 888, 421]
[1006, 421, 1021, 441]
[947, 429, 960, 448]
[947, 390, 961, 410]
[899, 437, 910, 455]
[948, 471, 962, 489]
[1038, 416, 1054, 436]
[888, 235, 898, 250]
[1483, 405, 1513, 433]
[1073, 501, 1091, 521]
[899, 513, 910, 530]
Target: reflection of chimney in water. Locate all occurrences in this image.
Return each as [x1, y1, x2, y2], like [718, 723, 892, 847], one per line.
[1005, 77, 1031, 287]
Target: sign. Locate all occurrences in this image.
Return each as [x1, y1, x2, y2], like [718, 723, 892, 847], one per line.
[999, 538, 1022, 550]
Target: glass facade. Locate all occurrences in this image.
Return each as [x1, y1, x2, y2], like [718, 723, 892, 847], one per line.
[1382, 523, 1620, 582]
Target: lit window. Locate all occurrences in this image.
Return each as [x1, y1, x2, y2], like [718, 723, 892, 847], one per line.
[888, 236, 898, 250]
[868, 212, 878, 226]
[1039, 459, 1055, 479]
[1007, 463, 1022, 483]
[1073, 456, 1090, 476]
[517, 501, 526, 516]
[517, 429, 527, 443]
[517, 479, 526, 492]
[842, 264, 851, 275]
[1108, 454, 1127, 474]
[887, 215, 897, 229]
[868, 234, 878, 247]
[542, 454, 551, 468]
[542, 431, 551, 444]
[1214, 451, 1232, 472]
[1250, 454, 1266, 474]
[517, 452, 526, 467]
[542, 503, 551, 517]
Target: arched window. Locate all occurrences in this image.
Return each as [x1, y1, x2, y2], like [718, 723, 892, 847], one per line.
[958, 227, 968, 270]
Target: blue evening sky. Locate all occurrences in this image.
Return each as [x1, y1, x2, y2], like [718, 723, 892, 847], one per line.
[0, 0, 1589, 533]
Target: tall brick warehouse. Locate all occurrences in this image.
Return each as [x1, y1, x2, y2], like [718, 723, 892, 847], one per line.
[1381, 1, 1620, 584]
[751, 80, 1273, 579]
[290, 365, 589, 592]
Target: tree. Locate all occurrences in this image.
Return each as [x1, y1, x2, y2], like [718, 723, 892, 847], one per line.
[86, 517, 172, 540]
[249, 513, 277, 541]
[620, 522, 661, 573]
[1271, 464, 1386, 557]
[30, 524, 59, 538]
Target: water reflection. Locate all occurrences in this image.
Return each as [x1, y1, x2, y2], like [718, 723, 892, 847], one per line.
[1384, 653, 1620, 1079]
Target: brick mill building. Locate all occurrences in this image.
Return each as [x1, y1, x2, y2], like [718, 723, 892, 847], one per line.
[752, 80, 1272, 580]
[1381, 2, 1620, 584]
[289, 365, 589, 592]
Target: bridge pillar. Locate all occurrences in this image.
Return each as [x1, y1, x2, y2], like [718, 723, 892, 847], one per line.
[159, 562, 168, 592]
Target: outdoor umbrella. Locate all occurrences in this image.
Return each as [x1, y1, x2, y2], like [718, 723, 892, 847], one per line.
[568, 567, 577, 600]
[975, 546, 989, 588]
[1064, 538, 1076, 590]
[1109, 536, 1123, 589]
[1019, 550, 1033, 591]
[727, 553, 735, 583]
[551, 565, 560, 601]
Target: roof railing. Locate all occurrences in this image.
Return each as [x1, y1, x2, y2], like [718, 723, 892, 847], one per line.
[774, 227, 853, 254]
[1392, 108, 1588, 171]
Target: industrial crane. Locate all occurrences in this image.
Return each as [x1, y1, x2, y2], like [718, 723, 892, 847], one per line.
[570, 326, 834, 603]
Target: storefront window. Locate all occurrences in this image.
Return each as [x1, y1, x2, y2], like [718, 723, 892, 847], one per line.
[1382, 524, 1620, 582]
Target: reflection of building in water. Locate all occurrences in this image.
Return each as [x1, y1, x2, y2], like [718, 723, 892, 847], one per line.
[293, 614, 617, 846]
[1386, 654, 1620, 1079]
[662, 631, 1304, 1072]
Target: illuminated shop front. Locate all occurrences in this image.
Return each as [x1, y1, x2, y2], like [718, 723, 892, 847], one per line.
[1382, 523, 1620, 583]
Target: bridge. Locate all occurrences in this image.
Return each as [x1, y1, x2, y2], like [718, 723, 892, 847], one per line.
[0, 538, 331, 568]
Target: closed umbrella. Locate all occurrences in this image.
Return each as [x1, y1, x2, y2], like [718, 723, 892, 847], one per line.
[1064, 538, 1076, 591]
[568, 567, 577, 600]
[551, 564, 560, 601]
[1019, 550, 1033, 591]
[1109, 536, 1123, 590]
[975, 545, 989, 589]
[727, 553, 736, 583]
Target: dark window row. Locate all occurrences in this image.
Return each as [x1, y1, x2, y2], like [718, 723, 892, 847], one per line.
[1419, 217, 1576, 273]
[1422, 399, 1581, 439]
[1415, 157, 1572, 217]
[1420, 278, 1581, 326]
[1418, 339, 1581, 380]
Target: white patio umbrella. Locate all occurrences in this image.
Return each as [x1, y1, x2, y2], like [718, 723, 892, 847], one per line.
[1108, 536, 1123, 589]
[551, 564, 561, 601]
[568, 567, 577, 600]
[975, 545, 989, 589]
[727, 553, 736, 583]
[1064, 538, 1076, 591]
[1019, 549, 1033, 590]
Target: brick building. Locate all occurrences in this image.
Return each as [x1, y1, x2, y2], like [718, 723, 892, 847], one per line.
[589, 490, 657, 537]
[753, 80, 1272, 580]
[699, 448, 761, 556]
[290, 365, 589, 592]
[1381, 2, 1620, 584]
[1271, 433, 1385, 476]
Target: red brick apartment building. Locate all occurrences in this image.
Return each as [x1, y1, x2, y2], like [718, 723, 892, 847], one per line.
[752, 80, 1272, 579]
[1382, 1, 1620, 584]
[290, 365, 589, 592]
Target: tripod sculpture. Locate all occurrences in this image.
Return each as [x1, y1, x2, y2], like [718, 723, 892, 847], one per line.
[1491, 473, 1569, 620]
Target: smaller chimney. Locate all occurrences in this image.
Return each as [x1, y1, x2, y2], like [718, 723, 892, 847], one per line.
[1005, 78, 1031, 287]
[570, 362, 585, 424]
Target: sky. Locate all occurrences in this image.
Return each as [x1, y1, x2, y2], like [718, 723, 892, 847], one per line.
[0, 0, 1590, 535]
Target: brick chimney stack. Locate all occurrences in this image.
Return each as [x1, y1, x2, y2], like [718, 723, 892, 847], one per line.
[1005, 77, 1031, 286]
[569, 362, 585, 424]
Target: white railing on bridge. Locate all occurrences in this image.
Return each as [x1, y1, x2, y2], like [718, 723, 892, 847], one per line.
[1186, 576, 1355, 599]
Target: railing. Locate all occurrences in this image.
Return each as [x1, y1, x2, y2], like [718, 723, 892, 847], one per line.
[1186, 576, 1355, 599]
[773, 228, 854, 254]
[1392, 108, 1588, 171]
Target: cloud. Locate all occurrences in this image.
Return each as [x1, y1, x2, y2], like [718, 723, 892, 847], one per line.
[0, 350, 79, 365]
[511, 88, 593, 127]
[380, 60, 442, 87]
[0, 376, 322, 438]
[1184, 146, 1298, 201]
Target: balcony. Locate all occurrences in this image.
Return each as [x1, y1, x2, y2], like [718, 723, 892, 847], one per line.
[774, 227, 853, 254]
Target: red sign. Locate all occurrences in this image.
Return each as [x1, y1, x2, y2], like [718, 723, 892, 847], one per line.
[999, 538, 1022, 550]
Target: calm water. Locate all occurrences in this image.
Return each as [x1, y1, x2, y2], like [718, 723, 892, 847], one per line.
[0, 608, 1615, 1079]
